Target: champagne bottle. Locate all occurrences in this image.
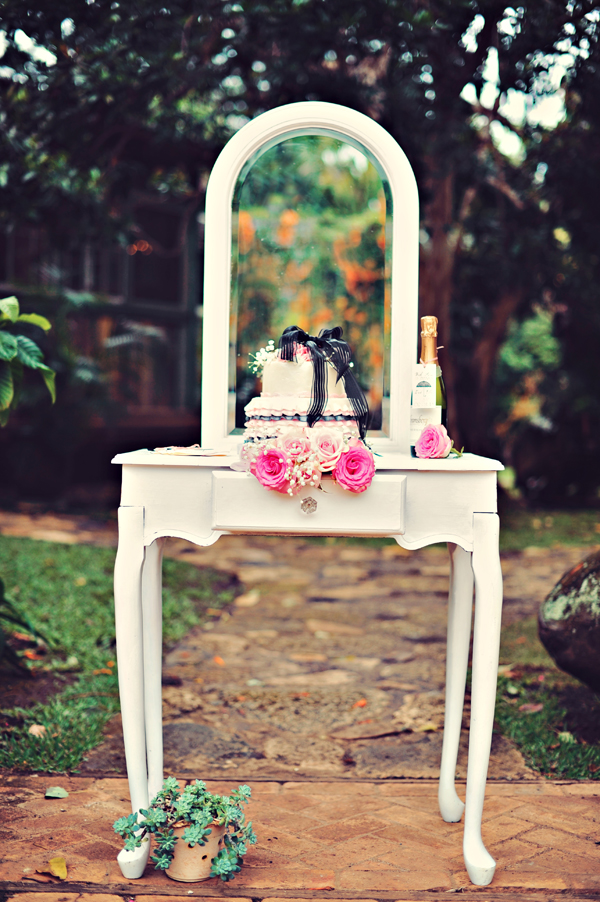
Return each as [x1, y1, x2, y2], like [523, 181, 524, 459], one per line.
[419, 316, 447, 417]
[410, 315, 447, 447]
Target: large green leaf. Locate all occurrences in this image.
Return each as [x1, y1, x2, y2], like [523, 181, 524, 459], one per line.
[0, 361, 14, 410]
[0, 296, 19, 323]
[0, 408, 9, 426]
[38, 363, 56, 403]
[0, 332, 18, 361]
[10, 359, 23, 409]
[16, 313, 52, 331]
[15, 334, 44, 369]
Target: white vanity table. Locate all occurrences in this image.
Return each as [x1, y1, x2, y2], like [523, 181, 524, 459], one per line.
[112, 102, 504, 887]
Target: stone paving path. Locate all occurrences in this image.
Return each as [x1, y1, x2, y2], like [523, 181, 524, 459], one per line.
[1, 511, 599, 897]
[81, 532, 586, 782]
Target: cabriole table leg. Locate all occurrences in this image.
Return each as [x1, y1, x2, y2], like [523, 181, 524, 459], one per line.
[463, 512, 503, 886]
[439, 542, 473, 823]
[114, 505, 151, 879]
[142, 536, 166, 801]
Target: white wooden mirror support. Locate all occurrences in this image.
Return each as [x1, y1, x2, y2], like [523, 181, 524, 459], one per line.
[112, 102, 504, 887]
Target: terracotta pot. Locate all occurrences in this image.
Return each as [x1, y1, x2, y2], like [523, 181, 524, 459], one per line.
[165, 822, 227, 883]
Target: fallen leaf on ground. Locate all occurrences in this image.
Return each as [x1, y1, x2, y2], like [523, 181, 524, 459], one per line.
[518, 702, 544, 713]
[36, 857, 67, 880]
[305, 618, 363, 636]
[49, 857, 67, 879]
[11, 630, 33, 641]
[45, 786, 69, 799]
[213, 655, 225, 666]
[352, 698, 368, 708]
[234, 590, 260, 607]
[28, 724, 46, 737]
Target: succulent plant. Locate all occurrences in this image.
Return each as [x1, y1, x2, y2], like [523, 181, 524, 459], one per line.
[113, 777, 256, 880]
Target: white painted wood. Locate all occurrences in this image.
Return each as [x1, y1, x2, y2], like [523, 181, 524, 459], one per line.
[117, 462, 496, 550]
[142, 537, 166, 801]
[212, 471, 406, 535]
[439, 542, 473, 823]
[200, 101, 419, 454]
[114, 505, 151, 880]
[114, 101, 506, 886]
[112, 448, 504, 472]
[463, 512, 503, 886]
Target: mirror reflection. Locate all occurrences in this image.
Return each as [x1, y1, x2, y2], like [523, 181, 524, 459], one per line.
[229, 133, 391, 436]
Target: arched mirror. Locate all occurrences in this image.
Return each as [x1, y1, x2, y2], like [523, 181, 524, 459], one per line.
[201, 102, 419, 456]
[230, 133, 392, 437]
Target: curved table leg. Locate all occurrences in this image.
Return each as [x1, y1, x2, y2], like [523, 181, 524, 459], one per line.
[114, 506, 151, 879]
[142, 536, 166, 801]
[439, 542, 473, 823]
[463, 512, 503, 886]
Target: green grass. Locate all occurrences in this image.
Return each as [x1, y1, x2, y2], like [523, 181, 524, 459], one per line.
[495, 615, 600, 779]
[0, 536, 235, 772]
[498, 506, 600, 551]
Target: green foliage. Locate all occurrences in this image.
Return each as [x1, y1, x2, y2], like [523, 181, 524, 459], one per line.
[496, 672, 600, 780]
[0, 535, 235, 770]
[0, 291, 117, 504]
[1, 2, 599, 495]
[0, 296, 55, 426]
[495, 612, 600, 779]
[0, 577, 47, 671]
[113, 778, 257, 878]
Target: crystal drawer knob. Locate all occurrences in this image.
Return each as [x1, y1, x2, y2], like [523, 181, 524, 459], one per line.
[300, 496, 318, 514]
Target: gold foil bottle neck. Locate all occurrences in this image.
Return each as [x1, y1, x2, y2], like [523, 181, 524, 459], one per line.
[421, 315, 438, 337]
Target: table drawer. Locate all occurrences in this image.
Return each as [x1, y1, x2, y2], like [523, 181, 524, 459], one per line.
[212, 471, 405, 535]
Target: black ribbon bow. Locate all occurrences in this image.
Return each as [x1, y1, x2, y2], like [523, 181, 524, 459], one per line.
[279, 325, 369, 439]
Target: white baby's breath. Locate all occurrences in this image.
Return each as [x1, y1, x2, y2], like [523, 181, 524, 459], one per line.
[249, 340, 276, 375]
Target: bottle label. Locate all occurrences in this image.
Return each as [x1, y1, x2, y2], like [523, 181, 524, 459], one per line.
[410, 406, 443, 444]
[412, 363, 437, 407]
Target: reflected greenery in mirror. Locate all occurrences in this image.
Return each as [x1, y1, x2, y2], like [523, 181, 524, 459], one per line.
[230, 134, 391, 435]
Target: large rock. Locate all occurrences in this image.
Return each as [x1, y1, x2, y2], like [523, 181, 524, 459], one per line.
[538, 548, 600, 692]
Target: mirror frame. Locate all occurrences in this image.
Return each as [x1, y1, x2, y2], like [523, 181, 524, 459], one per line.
[201, 101, 419, 454]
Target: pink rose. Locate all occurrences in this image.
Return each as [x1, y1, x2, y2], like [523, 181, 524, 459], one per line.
[333, 443, 375, 493]
[278, 428, 312, 460]
[311, 428, 345, 471]
[415, 424, 452, 459]
[253, 448, 290, 492]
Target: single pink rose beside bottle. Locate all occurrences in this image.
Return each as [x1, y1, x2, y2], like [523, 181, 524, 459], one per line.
[415, 424, 452, 459]
[333, 440, 375, 493]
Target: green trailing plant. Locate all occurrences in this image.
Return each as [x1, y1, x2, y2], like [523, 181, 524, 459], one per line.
[0, 577, 47, 670]
[0, 295, 56, 426]
[113, 778, 257, 880]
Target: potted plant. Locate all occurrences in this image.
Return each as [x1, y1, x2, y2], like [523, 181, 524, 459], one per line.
[113, 778, 257, 883]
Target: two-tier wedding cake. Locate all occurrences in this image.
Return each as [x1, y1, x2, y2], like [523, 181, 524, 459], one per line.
[238, 325, 375, 495]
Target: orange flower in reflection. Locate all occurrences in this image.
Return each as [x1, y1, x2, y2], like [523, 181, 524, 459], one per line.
[333, 237, 382, 298]
[285, 259, 313, 283]
[238, 211, 255, 254]
[276, 209, 300, 247]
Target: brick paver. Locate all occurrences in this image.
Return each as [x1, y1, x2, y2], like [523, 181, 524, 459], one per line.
[1, 774, 600, 895]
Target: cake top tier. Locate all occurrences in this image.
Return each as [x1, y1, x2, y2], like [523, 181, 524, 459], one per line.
[261, 351, 347, 399]
[249, 324, 369, 438]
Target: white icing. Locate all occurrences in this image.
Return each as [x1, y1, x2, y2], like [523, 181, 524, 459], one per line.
[245, 396, 355, 418]
[262, 356, 347, 398]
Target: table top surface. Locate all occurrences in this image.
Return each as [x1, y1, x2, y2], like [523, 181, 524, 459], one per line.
[112, 448, 504, 472]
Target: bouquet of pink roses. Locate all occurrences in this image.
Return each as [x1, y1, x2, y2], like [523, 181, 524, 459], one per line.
[240, 425, 375, 496]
